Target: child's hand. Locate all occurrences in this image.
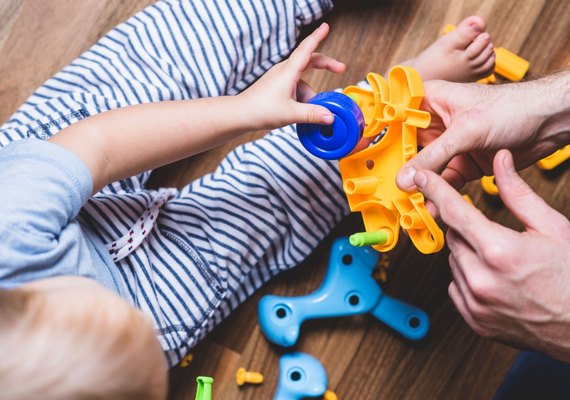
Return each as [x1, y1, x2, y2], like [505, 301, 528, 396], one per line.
[240, 23, 345, 130]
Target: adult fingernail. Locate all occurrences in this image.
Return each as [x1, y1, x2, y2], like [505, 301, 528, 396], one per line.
[502, 151, 515, 173]
[398, 166, 416, 189]
[322, 114, 334, 124]
[414, 171, 428, 189]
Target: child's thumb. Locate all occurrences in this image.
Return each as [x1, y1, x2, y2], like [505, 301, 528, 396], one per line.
[295, 104, 334, 125]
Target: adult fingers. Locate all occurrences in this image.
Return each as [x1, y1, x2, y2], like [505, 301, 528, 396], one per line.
[396, 126, 466, 190]
[449, 282, 489, 336]
[494, 149, 569, 236]
[447, 229, 501, 305]
[413, 169, 505, 251]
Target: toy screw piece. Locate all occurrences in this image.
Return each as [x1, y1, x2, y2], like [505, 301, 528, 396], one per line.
[195, 376, 214, 400]
[324, 390, 338, 400]
[236, 368, 264, 386]
[180, 353, 193, 367]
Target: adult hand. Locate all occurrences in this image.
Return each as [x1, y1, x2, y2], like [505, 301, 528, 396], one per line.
[414, 149, 570, 362]
[240, 23, 346, 130]
[397, 71, 570, 192]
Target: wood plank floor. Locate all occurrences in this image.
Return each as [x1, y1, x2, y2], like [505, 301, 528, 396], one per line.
[1, 1, 568, 399]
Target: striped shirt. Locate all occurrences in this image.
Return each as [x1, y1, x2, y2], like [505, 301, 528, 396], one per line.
[0, 0, 348, 366]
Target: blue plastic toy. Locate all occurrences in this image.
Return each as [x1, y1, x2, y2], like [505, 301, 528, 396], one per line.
[274, 352, 328, 400]
[258, 237, 429, 347]
[296, 92, 364, 160]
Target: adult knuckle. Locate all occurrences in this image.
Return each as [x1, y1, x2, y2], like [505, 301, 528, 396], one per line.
[481, 243, 507, 266]
[469, 276, 499, 304]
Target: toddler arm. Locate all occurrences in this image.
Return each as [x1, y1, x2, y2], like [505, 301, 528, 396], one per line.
[49, 24, 345, 193]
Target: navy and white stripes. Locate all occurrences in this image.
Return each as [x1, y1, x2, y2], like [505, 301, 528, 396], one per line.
[0, 0, 346, 366]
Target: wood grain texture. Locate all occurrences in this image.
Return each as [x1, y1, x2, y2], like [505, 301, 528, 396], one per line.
[0, 1, 568, 399]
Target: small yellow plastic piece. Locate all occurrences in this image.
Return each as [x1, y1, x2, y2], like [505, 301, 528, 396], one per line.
[463, 194, 473, 205]
[477, 74, 496, 84]
[441, 24, 455, 35]
[443, 25, 529, 82]
[536, 145, 570, 170]
[235, 368, 264, 386]
[324, 390, 338, 400]
[180, 353, 193, 367]
[481, 176, 499, 196]
[373, 253, 390, 282]
[341, 66, 444, 254]
[494, 47, 529, 81]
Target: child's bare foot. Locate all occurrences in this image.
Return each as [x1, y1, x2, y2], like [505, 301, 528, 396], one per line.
[400, 16, 495, 82]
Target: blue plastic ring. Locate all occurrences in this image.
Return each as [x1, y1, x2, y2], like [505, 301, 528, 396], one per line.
[296, 91, 364, 160]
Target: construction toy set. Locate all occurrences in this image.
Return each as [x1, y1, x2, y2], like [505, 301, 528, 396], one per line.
[182, 22, 565, 399]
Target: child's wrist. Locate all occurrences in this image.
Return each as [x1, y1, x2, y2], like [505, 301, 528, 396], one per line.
[233, 92, 268, 131]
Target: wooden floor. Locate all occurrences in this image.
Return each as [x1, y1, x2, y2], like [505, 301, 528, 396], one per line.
[1, 1, 569, 399]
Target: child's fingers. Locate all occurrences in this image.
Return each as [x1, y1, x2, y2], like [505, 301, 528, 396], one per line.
[296, 79, 317, 103]
[286, 23, 329, 75]
[309, 53, 345, 73]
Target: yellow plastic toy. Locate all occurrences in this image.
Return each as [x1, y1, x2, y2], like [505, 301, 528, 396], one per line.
[372, 253, 391, 282]
[442, 24, 530, 82]
[324, 389, 338, 400]
[536, 145, 570, 170]
[180, 353, 194, 367]
[481, 176, 499, 196]
[339, 66, 444, 254]
[463, 194, 474, 205]
[235, 367, 264, 386]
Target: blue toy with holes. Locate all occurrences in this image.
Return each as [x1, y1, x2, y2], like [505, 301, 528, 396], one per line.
[274, 352, 328, 400]
[258, 237, 429, 347]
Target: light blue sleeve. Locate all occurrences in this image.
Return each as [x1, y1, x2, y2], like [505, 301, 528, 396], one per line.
[0, 139, 93, 284]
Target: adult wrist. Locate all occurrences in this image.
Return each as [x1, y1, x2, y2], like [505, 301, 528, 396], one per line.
[532, 70, 570, 149]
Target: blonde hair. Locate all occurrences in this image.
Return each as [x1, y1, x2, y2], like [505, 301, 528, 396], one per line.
[0, 286, 167, 399]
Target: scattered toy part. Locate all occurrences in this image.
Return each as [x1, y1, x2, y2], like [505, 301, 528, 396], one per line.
[180, 353, 194, 367]
[536, 145, 570, 170]
[274, 353, 328, 400]
[481, 176, 499, 196]
[195, 376, 214, 400]
[324, 390, 338, 400]
[236, 367, 264, 386]
[258, 237, 429, 347]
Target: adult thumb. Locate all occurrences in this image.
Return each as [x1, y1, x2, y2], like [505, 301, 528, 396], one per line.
[495, 149, 566, 234]
[396, 128, 461, 191]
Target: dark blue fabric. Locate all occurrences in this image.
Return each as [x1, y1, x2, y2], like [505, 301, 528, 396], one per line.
[494, 351, 570, 400]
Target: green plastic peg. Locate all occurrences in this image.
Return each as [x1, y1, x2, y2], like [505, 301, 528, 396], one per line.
[195, 376, 214, 400]
[349, 229, 389, 247]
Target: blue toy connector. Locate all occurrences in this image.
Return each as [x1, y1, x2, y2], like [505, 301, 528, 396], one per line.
[296, 92, 364, 160]
[274, 352, 328, 400]
[258, 237, 429, 347]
